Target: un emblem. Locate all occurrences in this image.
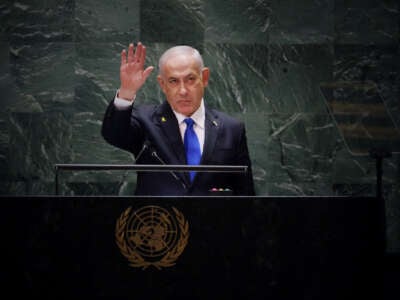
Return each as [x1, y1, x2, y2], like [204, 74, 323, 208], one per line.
[115, 205, 189, 269]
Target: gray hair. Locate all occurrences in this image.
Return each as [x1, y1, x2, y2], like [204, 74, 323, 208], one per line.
[158, 45, 204, 75]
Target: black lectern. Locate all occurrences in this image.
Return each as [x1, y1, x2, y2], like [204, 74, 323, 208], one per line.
[2, 195, 382, 299]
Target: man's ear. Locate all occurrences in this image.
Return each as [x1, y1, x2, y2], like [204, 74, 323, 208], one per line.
[202, 68, 210, 87]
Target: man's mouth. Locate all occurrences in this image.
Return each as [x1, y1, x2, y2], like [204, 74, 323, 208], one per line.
[178, 99, 191, 104]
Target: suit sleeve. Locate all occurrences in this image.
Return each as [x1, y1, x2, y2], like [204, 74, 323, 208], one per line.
[101, 100, 143, 154]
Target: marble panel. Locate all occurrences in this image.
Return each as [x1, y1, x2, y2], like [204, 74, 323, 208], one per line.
[1, 41, 75, 191]
[331, 45, 400, 153]
[203, 43, 271, 113]
[8, 112, 73, 183]
[0, 42, 15, 180]
[321, 83, 400, 155]
[332, 148, 377, 183]
[9, 42, 75, 113]
[334, 0, 399, 45]
[269, 0, 335, 44]
[75, 0, 140, 42]
[64, 181, 131, 196]
[267, 43, 333, 113]
[140, 0, 204, 49]
[334, 44, 400, 128]
[204, 0, 270, 44]
[202, 43, 332, 113]
[0, 0, 74, 44]
[68, 110, 137, 191]
[0, 180, 55, 195]
[74, 42, 123, 113]
[54, 174, 138, 196]
[242, 112, 342, 195]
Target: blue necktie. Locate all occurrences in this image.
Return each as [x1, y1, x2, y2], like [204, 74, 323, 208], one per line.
[184, 118, 201, 182]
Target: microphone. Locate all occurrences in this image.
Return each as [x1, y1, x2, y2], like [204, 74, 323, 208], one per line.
[147, 145, 187, 190]
[134, 140, 151, 163]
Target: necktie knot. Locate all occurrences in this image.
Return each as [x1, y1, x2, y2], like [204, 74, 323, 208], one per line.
[184, 118, 194, 128]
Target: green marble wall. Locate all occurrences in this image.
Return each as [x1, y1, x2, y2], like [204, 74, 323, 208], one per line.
[0, 1, 399, 251]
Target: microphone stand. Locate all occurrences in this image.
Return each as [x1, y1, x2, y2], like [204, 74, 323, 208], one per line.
[369, 146, 392, 286]
[149, 150, 187, 190]
[369, 147, 392, 200]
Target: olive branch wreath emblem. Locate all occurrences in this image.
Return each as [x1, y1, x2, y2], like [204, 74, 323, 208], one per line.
[115, 206, 189, 270]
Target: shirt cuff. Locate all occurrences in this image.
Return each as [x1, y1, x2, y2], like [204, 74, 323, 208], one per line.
[113, 90, 135, 110]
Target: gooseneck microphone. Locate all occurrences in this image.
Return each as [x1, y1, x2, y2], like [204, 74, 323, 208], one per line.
[149, 147, 188, 190]
[134, 140, 187, 190]
[134, 140, 152, 163]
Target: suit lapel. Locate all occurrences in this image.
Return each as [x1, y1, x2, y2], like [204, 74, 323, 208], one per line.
[155, 102, 186, 164]
[155, 102, 190, 184]
[202, 109, 219, 164]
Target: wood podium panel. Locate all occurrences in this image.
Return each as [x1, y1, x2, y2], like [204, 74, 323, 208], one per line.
[1, 196, 383, 299]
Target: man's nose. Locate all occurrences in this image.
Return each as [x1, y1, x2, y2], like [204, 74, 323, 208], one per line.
[178, 81, 188, 95]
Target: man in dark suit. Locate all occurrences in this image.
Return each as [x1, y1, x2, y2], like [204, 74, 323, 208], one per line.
[102, 42, 255, 196]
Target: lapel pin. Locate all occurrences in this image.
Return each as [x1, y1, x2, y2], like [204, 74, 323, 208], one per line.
[161, 116, 166, 122]
[212, 120, 218, 126]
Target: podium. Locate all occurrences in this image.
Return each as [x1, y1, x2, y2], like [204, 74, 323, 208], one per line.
[2, 195, 383, 299]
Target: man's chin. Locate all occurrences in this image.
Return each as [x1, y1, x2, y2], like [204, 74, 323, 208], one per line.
[177, 108, 194, 116]
[174, 103, 193, 114]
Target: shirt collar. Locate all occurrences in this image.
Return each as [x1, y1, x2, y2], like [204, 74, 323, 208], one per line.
[173, 99, 205, 129]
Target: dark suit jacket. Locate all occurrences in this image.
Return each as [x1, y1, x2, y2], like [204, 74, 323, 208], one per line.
[101, 100, 255, 196]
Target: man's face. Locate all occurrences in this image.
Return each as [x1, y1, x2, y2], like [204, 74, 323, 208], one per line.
[157, 54, 209, 117]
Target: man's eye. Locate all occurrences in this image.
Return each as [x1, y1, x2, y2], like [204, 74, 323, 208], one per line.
[168, 79, 177, 84]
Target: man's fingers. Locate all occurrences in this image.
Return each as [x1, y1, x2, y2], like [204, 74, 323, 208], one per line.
[139, 45, 146, 68]
[143, 66, 154, 81]
[121, 42, 151, 72]
[127, 43, 134, 63]
[120, 49, 126, 66]
[134, 42, 143, 63]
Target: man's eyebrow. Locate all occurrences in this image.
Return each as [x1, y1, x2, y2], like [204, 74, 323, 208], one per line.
[168, 72, 197, 79]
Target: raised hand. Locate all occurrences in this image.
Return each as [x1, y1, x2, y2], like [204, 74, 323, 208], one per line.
[119, 42, 154, 101]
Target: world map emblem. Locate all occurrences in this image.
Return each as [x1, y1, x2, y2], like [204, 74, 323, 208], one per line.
[115, 205, 189, 269]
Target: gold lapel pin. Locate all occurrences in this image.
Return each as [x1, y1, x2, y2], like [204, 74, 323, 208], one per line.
[161, 116, 166, 122]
